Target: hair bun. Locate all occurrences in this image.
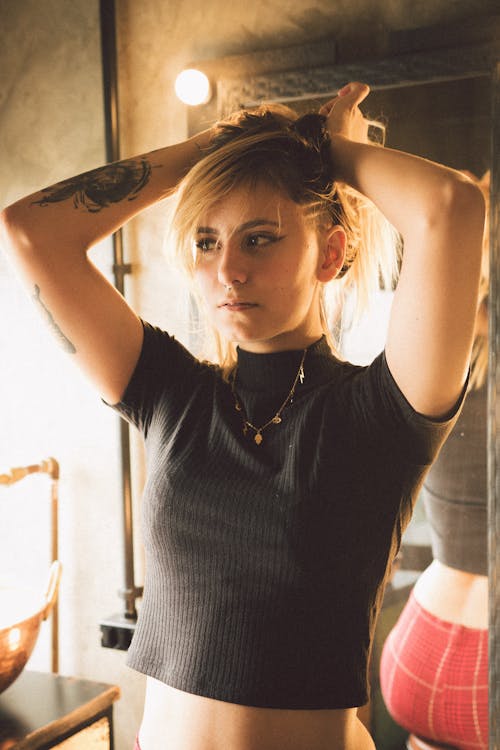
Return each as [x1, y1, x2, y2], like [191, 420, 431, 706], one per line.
[291, 114, 333, 192]
[292, 114, 329, 152]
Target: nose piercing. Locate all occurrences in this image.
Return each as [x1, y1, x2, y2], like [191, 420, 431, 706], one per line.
[225, 284, 233, 291]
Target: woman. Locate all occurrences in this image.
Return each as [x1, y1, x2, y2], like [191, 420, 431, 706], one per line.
[0, 83, 485, 750]
[379, 173, 490, 750]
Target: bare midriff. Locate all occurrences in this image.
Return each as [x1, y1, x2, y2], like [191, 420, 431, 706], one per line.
[138, 678, 375, 750]
[413, 559, 488, 629]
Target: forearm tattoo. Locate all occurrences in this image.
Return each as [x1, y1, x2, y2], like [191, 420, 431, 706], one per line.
[32, 285, 76, 354]
[31, 159, 153, 213]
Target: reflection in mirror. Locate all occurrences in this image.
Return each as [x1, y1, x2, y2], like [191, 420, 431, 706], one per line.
[281, 77, 491, 747]
[348, 78, 489, 749]
[380, 175, 489, 750]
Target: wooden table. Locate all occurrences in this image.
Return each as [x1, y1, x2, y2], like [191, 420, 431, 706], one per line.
[0, 671, 120, 749]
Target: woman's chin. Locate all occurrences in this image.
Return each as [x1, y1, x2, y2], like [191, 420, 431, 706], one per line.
[217, 324, 267, 347]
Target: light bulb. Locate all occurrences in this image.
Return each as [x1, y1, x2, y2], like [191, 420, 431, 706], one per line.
[175, 69, 211, 106]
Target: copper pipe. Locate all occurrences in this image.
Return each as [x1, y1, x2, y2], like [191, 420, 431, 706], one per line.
[50, 473, 59, 672]
[0, 457, 59, 485]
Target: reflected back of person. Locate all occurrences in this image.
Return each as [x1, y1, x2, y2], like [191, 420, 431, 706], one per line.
[380, 173, 490, 750]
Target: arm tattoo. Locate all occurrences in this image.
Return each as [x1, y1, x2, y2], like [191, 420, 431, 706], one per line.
[32, 285, 77, 354]
[31, 159, 154, 213]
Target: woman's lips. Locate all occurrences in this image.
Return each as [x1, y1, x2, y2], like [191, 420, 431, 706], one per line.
[219, 301, 258, 311]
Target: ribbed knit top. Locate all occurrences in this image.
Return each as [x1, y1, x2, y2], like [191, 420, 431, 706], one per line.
[422, 381, 487, 575]
[110, 321, 463, 709]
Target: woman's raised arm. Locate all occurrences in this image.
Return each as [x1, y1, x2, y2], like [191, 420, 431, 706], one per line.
[0, 129, 212, 404]
[322, 83, 485, 418]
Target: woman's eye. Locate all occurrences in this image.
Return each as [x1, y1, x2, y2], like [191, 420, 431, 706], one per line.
[246, 233, 279, 248]
[194, 237, 217, 253]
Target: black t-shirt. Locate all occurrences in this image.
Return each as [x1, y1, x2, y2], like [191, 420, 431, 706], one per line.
[109, 321, 464, 709]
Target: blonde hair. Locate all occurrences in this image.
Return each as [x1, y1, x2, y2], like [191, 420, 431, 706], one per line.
[468, 171, 490, 392]
[168, 103, 400, 371]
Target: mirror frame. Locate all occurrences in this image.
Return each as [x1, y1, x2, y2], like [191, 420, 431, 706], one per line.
[189, 22, 500, 746]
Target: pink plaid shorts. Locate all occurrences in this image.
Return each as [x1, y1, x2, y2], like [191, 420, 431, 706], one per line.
[380, 591, 488, 750]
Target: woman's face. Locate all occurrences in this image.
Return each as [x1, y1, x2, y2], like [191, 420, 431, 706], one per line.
[193, 182, 343, 352]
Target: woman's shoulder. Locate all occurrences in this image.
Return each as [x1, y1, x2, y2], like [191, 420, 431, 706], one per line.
[326, 349, 465, 464]
[140, 320, 219, 376]
[106, 320, 220, 434]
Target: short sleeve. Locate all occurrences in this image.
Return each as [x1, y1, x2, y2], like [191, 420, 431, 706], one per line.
[105, 320, 202, 436]
[347, 351, 468, 466]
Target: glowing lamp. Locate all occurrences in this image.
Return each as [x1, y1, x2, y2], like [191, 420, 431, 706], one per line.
[175, 69, 211, 106]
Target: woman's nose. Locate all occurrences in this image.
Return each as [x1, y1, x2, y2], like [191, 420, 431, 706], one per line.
[217, 244, 248, 288]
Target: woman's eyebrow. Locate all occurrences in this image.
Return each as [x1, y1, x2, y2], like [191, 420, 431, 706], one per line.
[196, 225, 218, 235]
[196, 219, 280, 235]
[238, 219, 280, 232]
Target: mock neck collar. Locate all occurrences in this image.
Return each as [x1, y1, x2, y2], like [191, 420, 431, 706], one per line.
[234, 335, 335, 394]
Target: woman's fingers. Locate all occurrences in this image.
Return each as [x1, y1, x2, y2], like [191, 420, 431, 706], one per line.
[319, 82, 370, 116]
[319, 82, 371, 143]
[337, 82, 370, 104]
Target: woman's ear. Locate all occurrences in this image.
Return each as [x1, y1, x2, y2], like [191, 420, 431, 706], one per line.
[317, 225, 346, 282]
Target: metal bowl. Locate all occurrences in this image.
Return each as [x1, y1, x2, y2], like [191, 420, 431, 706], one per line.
[0, 561, 61, 694]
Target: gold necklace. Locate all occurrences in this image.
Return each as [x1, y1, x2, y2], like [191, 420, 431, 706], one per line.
[231, 348, 307, 445]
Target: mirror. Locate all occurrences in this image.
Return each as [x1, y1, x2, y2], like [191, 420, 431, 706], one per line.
[189, 23, 500, 748]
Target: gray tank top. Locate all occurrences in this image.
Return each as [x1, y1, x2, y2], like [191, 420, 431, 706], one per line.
[422, 382, 487, 575]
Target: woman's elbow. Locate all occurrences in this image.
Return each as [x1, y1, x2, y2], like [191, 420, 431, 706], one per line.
[1, 200, 87, 261]
[416, 174, 486, 250]
[0, 203, 27, 256]
[442, 174, 486, 228]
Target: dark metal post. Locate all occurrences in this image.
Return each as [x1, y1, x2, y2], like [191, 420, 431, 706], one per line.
[99, 0, 138, 620]
[488, 60, 500, 750]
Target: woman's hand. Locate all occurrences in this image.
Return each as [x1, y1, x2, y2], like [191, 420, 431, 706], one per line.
[319, 82, 371, 144]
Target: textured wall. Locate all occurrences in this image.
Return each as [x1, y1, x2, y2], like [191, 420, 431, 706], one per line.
[0, 2, 144, 748]
[1, 1, 497, 748]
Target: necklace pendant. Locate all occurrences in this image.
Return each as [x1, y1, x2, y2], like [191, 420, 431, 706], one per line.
[232, 346, 307, 447]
